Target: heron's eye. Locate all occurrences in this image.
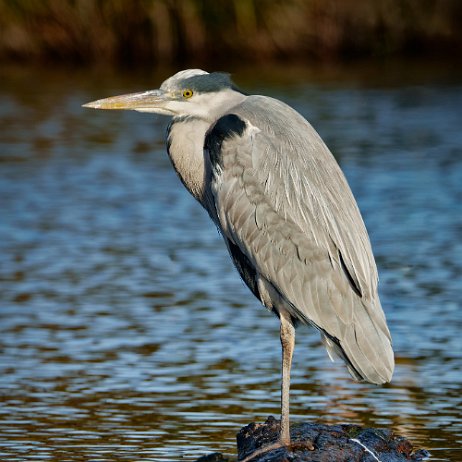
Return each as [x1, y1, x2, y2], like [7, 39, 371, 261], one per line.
[183, 89, 194, 99]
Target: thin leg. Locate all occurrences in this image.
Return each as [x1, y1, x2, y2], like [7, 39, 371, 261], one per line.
[239, 311, 313, 462]
[279, 310, 295, 445]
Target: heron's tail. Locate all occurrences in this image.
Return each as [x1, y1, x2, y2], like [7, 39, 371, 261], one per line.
[322, 297, 394, 385]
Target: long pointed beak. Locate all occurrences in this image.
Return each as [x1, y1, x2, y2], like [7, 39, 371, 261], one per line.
[83, 89, 173, 114]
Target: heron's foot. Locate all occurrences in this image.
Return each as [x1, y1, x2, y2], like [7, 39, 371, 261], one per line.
[238, 439, 314, 462]
[238, 441, 284, 462]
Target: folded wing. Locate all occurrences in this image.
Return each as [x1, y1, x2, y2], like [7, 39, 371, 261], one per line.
[204, 95, 394, 384]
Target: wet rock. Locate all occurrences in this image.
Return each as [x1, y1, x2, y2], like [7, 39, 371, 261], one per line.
[195, 416, 430, 462]
[237, 416, 430, 461]
[195, 452, 231, 462]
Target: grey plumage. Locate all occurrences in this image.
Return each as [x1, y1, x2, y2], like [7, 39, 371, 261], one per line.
[83, 69, 394, 447]
[205, 96, 393, 384]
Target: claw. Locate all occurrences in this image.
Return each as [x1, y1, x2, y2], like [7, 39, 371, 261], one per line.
[238, 439, 314, 462]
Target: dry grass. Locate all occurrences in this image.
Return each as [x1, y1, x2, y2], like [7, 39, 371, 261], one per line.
[0, 0, 461, 64]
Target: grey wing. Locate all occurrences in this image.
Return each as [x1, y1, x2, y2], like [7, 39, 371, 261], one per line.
[204, 96, 394, 384]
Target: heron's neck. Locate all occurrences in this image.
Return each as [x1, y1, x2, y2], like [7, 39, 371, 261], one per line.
[166, 91, 247, 204]
[166, 117, 211, 204]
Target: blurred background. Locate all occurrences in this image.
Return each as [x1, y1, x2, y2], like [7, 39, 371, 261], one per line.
[0, 1, 461, 461]
[0, 0, 462, 64]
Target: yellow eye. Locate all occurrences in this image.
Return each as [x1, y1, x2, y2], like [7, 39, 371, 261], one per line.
[182, 89, 193, 99]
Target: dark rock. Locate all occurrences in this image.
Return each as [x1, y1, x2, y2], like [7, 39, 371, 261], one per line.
[195, 452, 231, 462]
[236, 416, 430, 462]
[194, 416, 430, 462]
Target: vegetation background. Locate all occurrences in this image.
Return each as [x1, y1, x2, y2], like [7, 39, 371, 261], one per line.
[0, 0, 461, 66]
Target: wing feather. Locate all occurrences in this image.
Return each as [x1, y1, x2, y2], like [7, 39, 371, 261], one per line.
[204, 96, 394, 384]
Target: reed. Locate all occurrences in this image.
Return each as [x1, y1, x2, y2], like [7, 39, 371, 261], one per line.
[0, 0, 460, 64]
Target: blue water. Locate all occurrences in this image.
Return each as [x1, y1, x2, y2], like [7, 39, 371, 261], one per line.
[0, 64, 461, 461]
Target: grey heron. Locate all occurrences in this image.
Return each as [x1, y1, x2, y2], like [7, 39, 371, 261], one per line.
[83, 69, 394, 453]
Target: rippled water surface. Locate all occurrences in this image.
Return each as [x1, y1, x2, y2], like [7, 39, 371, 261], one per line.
[0, 63, 461, 461]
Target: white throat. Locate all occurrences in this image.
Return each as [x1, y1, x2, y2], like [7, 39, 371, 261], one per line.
[166, 91, 247, 203]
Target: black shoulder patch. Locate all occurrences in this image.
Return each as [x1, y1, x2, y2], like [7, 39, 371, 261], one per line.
[213, 113, 246, 139]
[205, 114, 246, 170]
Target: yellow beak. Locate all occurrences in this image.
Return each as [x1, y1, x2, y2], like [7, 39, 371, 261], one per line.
[83, 89, 173, 115]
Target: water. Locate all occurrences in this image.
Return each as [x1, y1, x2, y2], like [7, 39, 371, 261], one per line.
[0, 63, 461, 461]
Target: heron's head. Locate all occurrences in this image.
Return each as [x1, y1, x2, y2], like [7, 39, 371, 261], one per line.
[83, 69, 246, 122]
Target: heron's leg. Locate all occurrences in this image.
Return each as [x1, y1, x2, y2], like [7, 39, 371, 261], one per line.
[239, 312, 314, 462]
[279, 310, 295, 445]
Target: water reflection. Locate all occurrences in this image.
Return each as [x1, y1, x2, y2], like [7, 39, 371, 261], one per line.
[0, 63, 461, 461]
